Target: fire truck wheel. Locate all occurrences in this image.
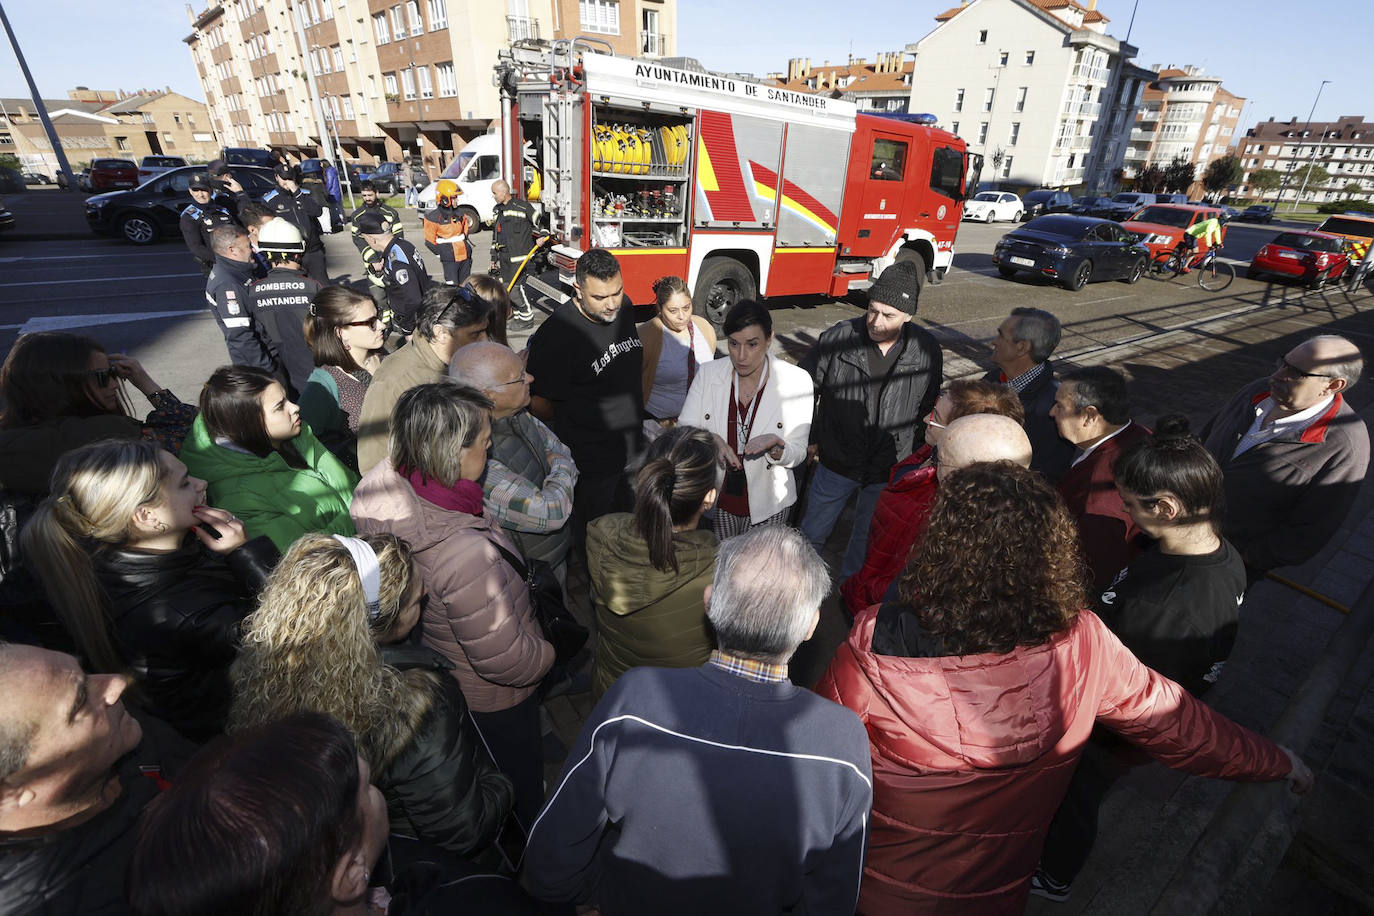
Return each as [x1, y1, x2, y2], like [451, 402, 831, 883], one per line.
[893, 249, 928, 294]
[694, 258, 757, 333]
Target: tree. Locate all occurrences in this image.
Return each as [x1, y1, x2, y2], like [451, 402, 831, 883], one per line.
[0, 153, 20, 172]
[1342, 181, 1366, 197]
[1202, 155, 1244, 194]
[1162, 154, 1196, 193]
[1290, 163, 1330, 197]
[1136, 164, 1166, 193]
[1248, 168, 1282, 193]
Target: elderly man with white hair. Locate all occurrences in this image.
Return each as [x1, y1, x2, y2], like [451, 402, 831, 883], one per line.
[449, 340, 578, 572]
[1202, 334, 1369, 579]
[522, 526, 873, 915]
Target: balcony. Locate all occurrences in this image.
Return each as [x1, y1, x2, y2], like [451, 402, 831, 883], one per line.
[507, 15, 539, 42]
[1055, 134, 1093, 152]
[1063, 101, 1101, 119]
[1124, 146, 1148, 160]
[1071, 63, 1110, 84]
[1129, 128, 1155, 143]
[641, 31, 668, 57]
[1137, 108, 1160, 122]
[1053, 165, 1086, 184]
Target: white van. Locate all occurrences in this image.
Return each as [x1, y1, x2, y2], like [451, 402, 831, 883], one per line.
[415, 134, 538, 227]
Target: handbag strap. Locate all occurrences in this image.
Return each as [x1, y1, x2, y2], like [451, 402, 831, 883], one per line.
[489, 537, 531, 583]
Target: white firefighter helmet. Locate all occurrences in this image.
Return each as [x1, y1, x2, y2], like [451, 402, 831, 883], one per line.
[257, 217, 305, 257]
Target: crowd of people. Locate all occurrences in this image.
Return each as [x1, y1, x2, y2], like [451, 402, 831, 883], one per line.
[0, 170, 1368, 913]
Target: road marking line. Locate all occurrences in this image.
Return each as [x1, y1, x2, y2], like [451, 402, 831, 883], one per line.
[0, 251, 181, 262]
[0, 310, 204, 333]
[0, 273, 201, 288]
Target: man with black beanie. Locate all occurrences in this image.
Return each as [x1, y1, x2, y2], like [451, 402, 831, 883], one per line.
[798, 258, 943, 580]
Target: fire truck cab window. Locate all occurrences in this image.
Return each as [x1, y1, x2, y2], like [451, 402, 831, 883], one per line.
[929, 145, 964, 200]
[870, 139, 907, 182]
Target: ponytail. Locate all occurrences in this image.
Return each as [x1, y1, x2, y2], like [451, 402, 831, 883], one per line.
[632, 426, 721, 573]
[19, 439, 168, 675]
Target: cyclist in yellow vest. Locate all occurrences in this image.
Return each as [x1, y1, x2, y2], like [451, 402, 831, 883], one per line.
[1175, 216, 1224, 273]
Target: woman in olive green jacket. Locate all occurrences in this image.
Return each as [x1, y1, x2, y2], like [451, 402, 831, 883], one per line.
[586, 426, 721, 699]
[180, 366, 358, 553]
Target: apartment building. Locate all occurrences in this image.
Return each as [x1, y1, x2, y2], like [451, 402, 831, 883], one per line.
[184, 0, 676, 172]
[768, 53, 914, 114]
[1237, 115, 1374, 203]
[907, 0, 1153, 193]
[1, 89, 216, 178]
[1124, 66, 1243, 191]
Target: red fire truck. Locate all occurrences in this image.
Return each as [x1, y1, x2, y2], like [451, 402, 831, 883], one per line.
[496, 41, 981, 328]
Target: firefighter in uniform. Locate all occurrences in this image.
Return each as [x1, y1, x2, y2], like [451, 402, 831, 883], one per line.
[357, 209, 430, 338]
[247, 218, 323, 399]
[423, 179, 474, 287]
[180, 173, 238, 276]
[205, 225, 279, 373]
[252, 164, 328, 284]
[491, 178, 543, 329]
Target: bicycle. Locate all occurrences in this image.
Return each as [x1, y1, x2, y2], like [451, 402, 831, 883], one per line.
[1149, 242, 1235, 291]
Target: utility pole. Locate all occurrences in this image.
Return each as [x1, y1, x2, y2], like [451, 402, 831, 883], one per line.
[1292, 79, 1332, 211]
[288, 1, 344, 192]
[0, 0, 76, 188]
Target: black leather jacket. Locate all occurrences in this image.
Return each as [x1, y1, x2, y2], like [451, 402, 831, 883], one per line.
[379, 643, 515, 857]
[92, 535, 277, 742]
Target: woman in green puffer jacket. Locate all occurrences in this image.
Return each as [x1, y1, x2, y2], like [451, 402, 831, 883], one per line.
[587, 425, 721, 699]
[180, 365, 359, 552]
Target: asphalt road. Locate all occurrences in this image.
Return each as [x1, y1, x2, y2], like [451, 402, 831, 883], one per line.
[0, 212, 1334, 413]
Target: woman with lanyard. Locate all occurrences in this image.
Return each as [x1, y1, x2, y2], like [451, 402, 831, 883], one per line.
[679, 299, 813, 539]
[640, 275, 717, 441]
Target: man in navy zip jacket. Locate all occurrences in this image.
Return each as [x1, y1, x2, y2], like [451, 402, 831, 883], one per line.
[522, 527, 873, 915]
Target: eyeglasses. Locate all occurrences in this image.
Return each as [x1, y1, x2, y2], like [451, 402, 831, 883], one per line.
[343, 315, 384, 329]
[87, 368, 116, 386]
[1274, 356, 1334, 380]
[489, 375, 528, 389]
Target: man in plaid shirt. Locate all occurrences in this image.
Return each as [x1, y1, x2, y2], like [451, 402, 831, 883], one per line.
[450, 342, 579, 575]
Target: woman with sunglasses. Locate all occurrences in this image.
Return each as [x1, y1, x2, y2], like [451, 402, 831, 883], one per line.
[298, 286, 388, 471]
[0, 332, 195, 497]
[230, 532, 514, 859]
[840, 380, 1024, 619]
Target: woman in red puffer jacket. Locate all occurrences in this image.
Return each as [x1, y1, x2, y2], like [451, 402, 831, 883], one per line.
[840, 380, 1025, 618]
[817, 462, 1311, 915]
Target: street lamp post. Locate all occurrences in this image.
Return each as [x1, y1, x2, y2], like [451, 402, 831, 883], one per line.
[1289, 79, 1331, 212]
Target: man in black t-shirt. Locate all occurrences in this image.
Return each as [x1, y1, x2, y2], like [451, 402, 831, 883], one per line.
[526, 248, 644, 538]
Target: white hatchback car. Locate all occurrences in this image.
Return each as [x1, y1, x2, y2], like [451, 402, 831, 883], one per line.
[963, 191, 1024, 223]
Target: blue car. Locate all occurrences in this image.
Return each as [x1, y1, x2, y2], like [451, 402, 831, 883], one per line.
[354, 161, 402, 194]
[992, 215, 1150, 291]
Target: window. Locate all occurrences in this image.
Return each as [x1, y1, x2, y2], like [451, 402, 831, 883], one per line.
[407, 0, 423, 33]
[332, 45, 344, 70]
[1001, 155, 1013, 179]
[427, 0, 447, 29]
[1015, 86, 1027, 112]
[983, 87, 994, 112]
[401, 68, 416, 101]
[954, 88, 964, 112]
[1025, 51, 1034, 65]
[999, 51, 1008, 66]
[417, 65, 433, 99]
[1008, 122, 1020, 145]
[435, 61, 457, 97]
[391, 6, 406, 39]
[116, 136, 130, 151]
[173, 114, 181, 125]
[978, 122, 988, 144]
[321, 0, 333, 19]
[870, 137, 908, 182]
[368, 75, 378, 98]
[342, 96, 354, 119]
[373, 13, 389, 43]
[384, 72, 398, 97]
[642, 7, 662, 55]
[950, 121, 959, 135]
[579, 0, 619, 34]
[329, 97, 341, 120]
[930, 145, 964, 199]
[978, 29, 988, 44]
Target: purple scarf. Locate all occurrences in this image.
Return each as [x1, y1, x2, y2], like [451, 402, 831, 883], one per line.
[403, 468, 484, 516]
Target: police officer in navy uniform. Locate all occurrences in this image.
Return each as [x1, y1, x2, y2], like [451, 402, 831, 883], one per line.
[247, 218, 322, 399]
[253, 163, 328, 284]
[180, 173, 238, 276]
[492, 178, 542, 329]
[205, 224, 279, 372]
[356, 209, 430, 338]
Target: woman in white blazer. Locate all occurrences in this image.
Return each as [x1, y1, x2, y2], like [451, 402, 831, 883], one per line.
[679, 300, 813, 538]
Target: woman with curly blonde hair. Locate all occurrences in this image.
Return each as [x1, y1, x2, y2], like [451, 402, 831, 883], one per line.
[230, 532, 513, 858]
[817, 461, 1311, 915]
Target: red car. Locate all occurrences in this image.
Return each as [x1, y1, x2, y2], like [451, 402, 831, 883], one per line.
[87, 158, 139, 192]
[1247, 230, 1353, 289]
[1121, 204, 1226, 261]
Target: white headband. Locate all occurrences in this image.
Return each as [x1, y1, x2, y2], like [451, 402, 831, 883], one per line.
[333, 535, 381, 619]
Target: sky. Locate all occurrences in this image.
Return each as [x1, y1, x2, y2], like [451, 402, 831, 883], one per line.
[1, 0, 1369, 130]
